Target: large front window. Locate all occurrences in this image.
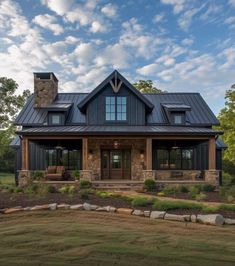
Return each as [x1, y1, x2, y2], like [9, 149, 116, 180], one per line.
[105, 96, 127, 121]
[156, 148, 194, 170]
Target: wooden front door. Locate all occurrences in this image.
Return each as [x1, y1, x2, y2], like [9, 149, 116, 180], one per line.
[101, 149, 131, 179]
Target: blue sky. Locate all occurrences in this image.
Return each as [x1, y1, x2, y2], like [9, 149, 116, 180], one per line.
[0, 0, 235, 114]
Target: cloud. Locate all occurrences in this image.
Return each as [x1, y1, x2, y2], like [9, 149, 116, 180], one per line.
[90, 20, 108, 33]
[160, 0, 187, 14]
[41, 0, 74, 16]
[181, 38, 193, 46]
[101, 3, 117, 18]
[137, 63, 158, 76]
[153, 13, 165, 23]
[33, 14, 64, 35]
[228, 0, 235, 7]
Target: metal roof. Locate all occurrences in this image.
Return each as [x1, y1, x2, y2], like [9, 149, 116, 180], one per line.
[216, 138, 227, 149]
[39, 101, 73, 111]
[15, 92, 219, 126]
[9, 135, 20, 147]
[17, 126, 223, 136]
[162, 103, 191, 111]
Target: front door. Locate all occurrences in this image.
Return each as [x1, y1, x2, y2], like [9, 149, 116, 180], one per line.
[101, 149, 131, 179]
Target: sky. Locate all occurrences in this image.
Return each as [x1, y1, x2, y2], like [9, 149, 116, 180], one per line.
[0, 0, 235, 115]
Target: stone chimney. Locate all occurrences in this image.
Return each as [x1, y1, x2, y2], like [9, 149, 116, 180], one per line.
[34, 72, 58, 108]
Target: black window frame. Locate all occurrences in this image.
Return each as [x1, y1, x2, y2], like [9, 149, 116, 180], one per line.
[171, 112, 185, 125]
[156, 148, 194, 170]
[105, 96, 128, 123]
[48, 112, 65, 126]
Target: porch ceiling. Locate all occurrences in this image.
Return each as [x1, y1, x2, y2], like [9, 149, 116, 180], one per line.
[17, 125, 223, 136]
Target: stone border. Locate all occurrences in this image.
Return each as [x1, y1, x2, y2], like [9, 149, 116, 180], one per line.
[1, 203, 235, 226]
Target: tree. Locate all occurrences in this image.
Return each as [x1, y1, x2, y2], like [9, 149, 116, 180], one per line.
[0, 77, 30, 172]
[0, 77, 30, 128]
[218, 84, 235, 171]
[133, 80, 164, 93]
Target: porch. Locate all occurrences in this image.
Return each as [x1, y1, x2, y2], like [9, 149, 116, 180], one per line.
[19, 135, 220, 187]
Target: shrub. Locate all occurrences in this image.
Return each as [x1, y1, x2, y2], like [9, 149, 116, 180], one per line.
[59, 185, 68, 194]
[24, 183, 39, 194]
[202, 184, 215, 192]
[80, 189, 89, 199]
[14, 187, 23, 193]
[219, 185, 235, 202]
[202, 206, 219, 213]
[219, 204, 235, 212]
[32, 171, 44, 181]
[153, 200, 202, 211]
[47, 185, 57, 193]
[96, 191, 110, 198]
[80, 180, 92, 189]
[59, 185, 76, 195]
[195, 192, 207, 201]
[157, 192, 166, 197]
[131, 197, 154, 207]
[162, 186, 178, 196]
[144, 179, 156, 192]
[188, 185, 202, 199]
[179, 185, 189, 193]
[71, 170, 80, 181]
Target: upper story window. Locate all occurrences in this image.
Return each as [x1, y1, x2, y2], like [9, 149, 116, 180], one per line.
[172, 113, 185, 125]
[105, 96, 127, 121]
[48, 113, 64, 125]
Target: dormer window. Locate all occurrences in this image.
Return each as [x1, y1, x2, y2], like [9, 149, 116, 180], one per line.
[105, 96, 127, 121]
[48, 112, 65, 125]
[173, 113, 185, 124]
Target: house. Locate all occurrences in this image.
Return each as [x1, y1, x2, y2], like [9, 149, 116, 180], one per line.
[11, 70, 227, 187]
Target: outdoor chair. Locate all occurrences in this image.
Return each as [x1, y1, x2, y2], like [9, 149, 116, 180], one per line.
[45, 166, 65, 181]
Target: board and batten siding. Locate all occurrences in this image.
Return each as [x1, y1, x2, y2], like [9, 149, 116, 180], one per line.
[86, 83, 146, 125]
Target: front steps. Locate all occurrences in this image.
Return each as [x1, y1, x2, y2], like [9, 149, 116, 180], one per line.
[92, 180, 144, 191]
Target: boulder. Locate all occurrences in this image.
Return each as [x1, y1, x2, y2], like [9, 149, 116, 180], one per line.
[183, 215, 191, 222]
[164, 213, 190, 222]
[48, 203, 57, 211]
[90, 204, 99, 211]
[150, 211, 166, 219]
[23, 207, 32, 211]
[96, 207, 108, 212]
[144, 210, 151, 217]
[69, 204, 83, 210]
[4, 207, 23, 214]
[224, 218, 235, 225]
[107, 206, 116, 212]
[132, 209, 144, 216]
[116, 208, 133, 215]
[83, 203, 92, 211]
[197, 214, 224, 226]
[30, 205, 49, 211]
[191, 214, 197, 223]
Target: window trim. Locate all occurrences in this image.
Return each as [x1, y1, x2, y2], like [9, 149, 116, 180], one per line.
[171, 112, 186, 125]
[105, 95, 128, 123]
[48, 112, 65, 126]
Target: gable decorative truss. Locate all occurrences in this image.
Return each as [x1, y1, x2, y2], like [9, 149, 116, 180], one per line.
[78, 70, 154, 113]
[109, 71, 123, 93]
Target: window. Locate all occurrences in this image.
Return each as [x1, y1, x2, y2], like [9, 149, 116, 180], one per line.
[117, 97, 127, 121]
[172, 113, 185, 124]
[156, 148, 194, 170]
[51, 114, 61, 125]
[105, 97, 115, 121]
[46, 150, 57, 166]
[105, 96, 127, 121]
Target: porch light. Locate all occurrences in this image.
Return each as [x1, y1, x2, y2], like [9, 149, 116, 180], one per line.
[55, 145, 64, 150]
[140, 150, 144, 160]
[172, 141, 179, 150]
[113, 140, 119, 149]
[88, 149, 93, 159]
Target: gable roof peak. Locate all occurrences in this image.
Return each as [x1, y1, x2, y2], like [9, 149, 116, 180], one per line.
[78, 70, 154, 112]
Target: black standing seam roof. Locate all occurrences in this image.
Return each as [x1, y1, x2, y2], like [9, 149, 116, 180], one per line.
[15, 92, 219, 126]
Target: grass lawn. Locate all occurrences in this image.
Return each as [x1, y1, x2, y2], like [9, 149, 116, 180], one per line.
[0, 172, 15, 185]
[0, 211, 234, 266]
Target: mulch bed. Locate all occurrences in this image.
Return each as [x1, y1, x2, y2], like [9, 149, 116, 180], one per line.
[0, 192, 235, 219]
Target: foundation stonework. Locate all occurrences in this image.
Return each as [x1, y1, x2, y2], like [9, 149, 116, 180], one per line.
[87, 139, 146, 180]
[204, 170, 220, 186]
[18, 170, 32, 187]
[155, 170, 201, 180]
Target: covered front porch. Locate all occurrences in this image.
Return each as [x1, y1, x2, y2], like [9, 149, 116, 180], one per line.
[19, 135, 219, 186]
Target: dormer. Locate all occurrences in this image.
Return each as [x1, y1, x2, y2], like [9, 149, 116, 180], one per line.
[162, 103, 191, 125]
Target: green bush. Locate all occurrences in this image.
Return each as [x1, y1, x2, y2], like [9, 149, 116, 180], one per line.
[32, 171, 44, 180]
[219, 204, 235, 212]
[157, 191, 166, 197]
[179, 185, 189, 193]
[153, 200, 202, 211]
[144, 179, 156, 192]
[24, 183, 39, 194]
[131, 197, 154, 207]
[195, 192, 207, 201]
[71, 170, 80, 181]
[47, 185, 57, 193]
[162, 186, 178, 196]
[80, 180, 92, 189]
[96, 191, 110, 198]
[80, 189, 89, 199]
[202, 184, 215, 192]
[219, 185, 235, 202]
[202, 206, 219, 213]
[188, 185, 202, 199]
[14, 187, 23, 193]
[59, 185, 76, 195]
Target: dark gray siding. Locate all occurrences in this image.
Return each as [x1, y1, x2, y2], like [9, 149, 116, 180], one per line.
[86, 83, 146, 125]
[195, 141, 208, 170]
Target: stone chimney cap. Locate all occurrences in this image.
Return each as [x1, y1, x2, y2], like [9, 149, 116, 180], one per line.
[34, 72, 58, 82]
